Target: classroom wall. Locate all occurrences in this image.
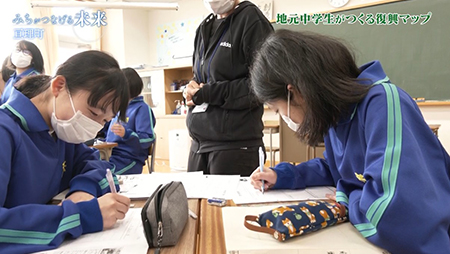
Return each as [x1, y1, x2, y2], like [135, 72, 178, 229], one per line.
[147, 0, 209, 67]
[102, 10, 126, 65]
[145, 0, 396, 67]
[102, 9, 150, 67]
[123, 10, 150, 67]
[140, 0, 450, 156]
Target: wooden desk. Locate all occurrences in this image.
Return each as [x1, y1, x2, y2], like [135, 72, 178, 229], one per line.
[133, 199, 199, 254]
[198, 200, 300, 254]
[428, 124, 440, 137]
[198, 199, 228, 254]
[91, 142, 118, 161]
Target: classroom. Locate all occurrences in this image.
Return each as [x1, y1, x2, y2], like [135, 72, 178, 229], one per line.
[0, 0, 449, 253]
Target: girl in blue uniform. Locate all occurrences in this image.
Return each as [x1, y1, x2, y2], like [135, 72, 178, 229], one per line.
[0, 50, 131, 254]
[249, 30, 450, 253]
[106, 67, 156, 174]
[0, 40, 44, 104]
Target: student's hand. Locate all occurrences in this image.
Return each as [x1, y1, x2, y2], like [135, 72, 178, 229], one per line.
[250, 166, 277, 191]
[65, 191, 95, 203]
[98, 193, 131, 229]
[325, 192, 347, 219]
[325, 193, 336, 202]
[111, 123, 125, 138]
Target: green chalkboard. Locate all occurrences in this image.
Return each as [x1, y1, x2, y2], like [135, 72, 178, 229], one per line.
[272, 0, 450, 100]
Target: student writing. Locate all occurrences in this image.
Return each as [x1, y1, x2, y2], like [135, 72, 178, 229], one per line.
[250, 30, 450, 253]
[0, 51, 131, 254]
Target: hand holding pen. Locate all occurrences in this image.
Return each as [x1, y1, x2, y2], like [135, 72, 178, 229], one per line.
[250, 162, 278, 192]
[98, 168, 131, 229]
[111, 121, 126, 138]
[258, 147, 265, 194]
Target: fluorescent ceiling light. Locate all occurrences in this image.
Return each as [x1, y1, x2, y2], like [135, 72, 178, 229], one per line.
[30, 1, 179, 10]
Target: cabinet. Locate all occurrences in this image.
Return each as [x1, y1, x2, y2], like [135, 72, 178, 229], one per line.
[153, 115, 189, 161]
[140, 75, 153, 107]
[163, 66, 193, 115]
[137, 66, 193, 161]
[137, 69, 165, 117]
[279, 118, 325, 163]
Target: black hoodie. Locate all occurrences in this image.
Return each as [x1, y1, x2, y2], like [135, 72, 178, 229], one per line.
[187, 1, 274, 153]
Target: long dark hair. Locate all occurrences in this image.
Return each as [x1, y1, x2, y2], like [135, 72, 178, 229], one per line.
[250, 29, 371, 146]
[16, 50, 129, 121]
[2, 56, 15, 82]
[122, 68, 143, 99]
[9, 40, 45, 73]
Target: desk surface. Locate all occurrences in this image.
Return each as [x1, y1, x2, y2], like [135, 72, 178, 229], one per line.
[263, 121, 279, 130]
[198, 199, 232, 254]
[90, 142, 118, 149]
[133, 199, 199, 254]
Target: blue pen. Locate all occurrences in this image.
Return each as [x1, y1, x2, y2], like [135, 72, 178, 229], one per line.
[259, 147, 265, 194]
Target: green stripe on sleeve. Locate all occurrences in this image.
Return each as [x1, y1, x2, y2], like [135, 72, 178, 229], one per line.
[99, 178, 109, 190]
[354, 82, 402, 238]
[115, 161, 137, 175]
[0, 214, 80, 245]
[335, 191, 349, 204]
[355, 223, 377, 238]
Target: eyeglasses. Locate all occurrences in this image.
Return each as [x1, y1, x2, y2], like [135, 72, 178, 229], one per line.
[14, 49, 32, 56]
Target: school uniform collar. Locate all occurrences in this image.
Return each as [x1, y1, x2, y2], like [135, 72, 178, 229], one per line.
[1, 88, 49, 132]
[10, 67, 40, 82]
[357, 60, 390, 85]
[337, 61, 389, 125]
[130, 96, 144, 104]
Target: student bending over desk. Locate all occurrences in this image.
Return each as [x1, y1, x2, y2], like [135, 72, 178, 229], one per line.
[0, 51, 131, 254]
[249, 30, 450, 254]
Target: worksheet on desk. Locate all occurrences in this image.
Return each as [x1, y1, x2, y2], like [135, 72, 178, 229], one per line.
[118, 172, 203, 199]
[233, 180, 336, 205]
[37, 208, 148, 254]
[118, 172, 240, 199]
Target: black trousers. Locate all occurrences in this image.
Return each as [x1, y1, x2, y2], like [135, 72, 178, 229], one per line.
[187, 147, 266, 176]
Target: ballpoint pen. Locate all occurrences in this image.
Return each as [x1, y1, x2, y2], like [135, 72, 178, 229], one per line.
[259, 146, 265, 194]
[106, 168, 117, 193]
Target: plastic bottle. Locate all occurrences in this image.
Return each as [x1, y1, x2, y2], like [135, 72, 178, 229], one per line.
[173, 100, 181, 115]
[181, 101, 187, 115]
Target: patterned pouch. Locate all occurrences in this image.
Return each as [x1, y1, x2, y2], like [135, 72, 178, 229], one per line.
[244, 200, 348, 241]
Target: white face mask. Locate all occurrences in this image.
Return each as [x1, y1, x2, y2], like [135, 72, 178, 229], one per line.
[281, 90, 301, 132]
[51, 90, 103, 144]
[11, 51, 32, 69]
[203, 0, 235, 14]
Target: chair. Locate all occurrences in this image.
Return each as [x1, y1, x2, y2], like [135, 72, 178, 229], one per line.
[263, 121, 280, 167]
[146, 134, 156, 173]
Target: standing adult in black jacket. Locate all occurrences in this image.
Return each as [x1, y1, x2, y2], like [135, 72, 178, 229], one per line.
[184, 0, 274, 176]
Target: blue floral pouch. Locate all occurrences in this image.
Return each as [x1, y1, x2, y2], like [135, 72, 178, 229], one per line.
[244, 200, 347, 241]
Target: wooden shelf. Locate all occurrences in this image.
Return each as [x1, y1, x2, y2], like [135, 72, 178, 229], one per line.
[416, 101, 450, 106]
[164, 66, 193, 114]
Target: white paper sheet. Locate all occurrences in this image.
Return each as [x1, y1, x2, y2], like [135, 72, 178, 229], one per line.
[233, 180, 337, 205]
[37, 209, 148, 254]
[222, 206, 388, 254]
[118, 172, 240, 199]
